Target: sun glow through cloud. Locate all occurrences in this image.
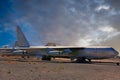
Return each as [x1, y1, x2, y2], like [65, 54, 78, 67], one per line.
[77, 26, 120, 46]
[98, 26, 114, 33]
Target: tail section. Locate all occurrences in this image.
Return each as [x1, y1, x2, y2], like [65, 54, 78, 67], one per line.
[15, 26, 30, 47]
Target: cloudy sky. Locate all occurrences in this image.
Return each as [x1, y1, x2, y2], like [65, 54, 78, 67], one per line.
[0, 0, 120, 52]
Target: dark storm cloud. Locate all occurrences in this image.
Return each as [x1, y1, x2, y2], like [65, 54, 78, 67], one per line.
[106, 0, 120, 10]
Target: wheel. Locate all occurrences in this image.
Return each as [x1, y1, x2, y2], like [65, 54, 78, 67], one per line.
[76, 57, 86, 63]
[42, 55, 47, 60]
[47, 56, 51, 61]
[42, 55, 51, 61]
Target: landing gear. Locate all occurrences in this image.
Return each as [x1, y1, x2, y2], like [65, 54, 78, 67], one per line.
[42, 55, 51, 61]
[87, 59, 92, 63]
[21, 51, 25, 59]
[76, 57, 86, 63]
[76, 57, 92, 63]
[21, 51, 30, 59]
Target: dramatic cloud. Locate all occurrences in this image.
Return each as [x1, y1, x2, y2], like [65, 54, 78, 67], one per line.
[95, 5, 110, 11]
[0, 0, 120, 52]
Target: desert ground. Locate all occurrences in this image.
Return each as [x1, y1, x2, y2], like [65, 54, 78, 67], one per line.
[0, 56, 120, 80]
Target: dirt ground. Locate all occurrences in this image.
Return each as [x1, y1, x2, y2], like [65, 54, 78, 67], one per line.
[0, 57, 120, 80]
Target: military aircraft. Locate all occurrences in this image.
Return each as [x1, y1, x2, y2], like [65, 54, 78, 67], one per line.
[0, 26, 119, 62]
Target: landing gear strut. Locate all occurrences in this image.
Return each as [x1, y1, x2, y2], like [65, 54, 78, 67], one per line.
[87, 59, 92, 63]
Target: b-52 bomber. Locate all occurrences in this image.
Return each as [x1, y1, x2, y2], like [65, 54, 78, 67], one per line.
[0, 26, 119, 63]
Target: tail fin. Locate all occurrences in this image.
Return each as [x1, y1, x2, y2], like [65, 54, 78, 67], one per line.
[15, 26, 30, 47]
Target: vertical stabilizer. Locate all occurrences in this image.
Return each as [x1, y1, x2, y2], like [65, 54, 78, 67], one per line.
[15, 26, 30, 47]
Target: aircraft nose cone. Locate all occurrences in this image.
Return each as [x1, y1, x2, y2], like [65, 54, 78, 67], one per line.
[112, 49, 119, 56]
[114, 51, 119, 56]
[110, 48, 119, 57]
